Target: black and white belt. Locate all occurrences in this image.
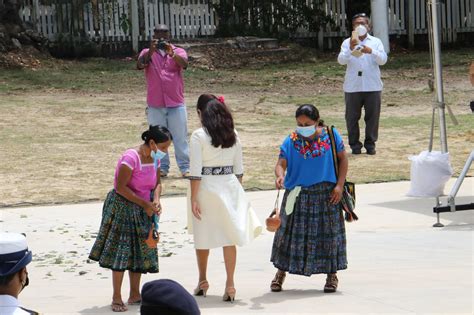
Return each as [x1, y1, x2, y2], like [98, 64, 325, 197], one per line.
[202, 166, 234, 175]
[187, 166, 243, 180]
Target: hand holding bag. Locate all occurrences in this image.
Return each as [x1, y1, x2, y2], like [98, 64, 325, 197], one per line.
[145, 214, 160, 248]
[327, 126, 358, 222]
[146, 190, 161, 248]
[266, 190, 281, 232]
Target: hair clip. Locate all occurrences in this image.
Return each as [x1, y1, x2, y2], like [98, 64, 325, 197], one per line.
[217, 96, 225, 104]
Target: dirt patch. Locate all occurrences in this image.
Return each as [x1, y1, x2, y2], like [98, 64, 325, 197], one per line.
[0, 45, 49, 68]
[185, 38, 307, 70]
[0, 47, 473, 207]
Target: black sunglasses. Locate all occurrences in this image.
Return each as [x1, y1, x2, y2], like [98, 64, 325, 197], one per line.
[352, 13, 368, 20]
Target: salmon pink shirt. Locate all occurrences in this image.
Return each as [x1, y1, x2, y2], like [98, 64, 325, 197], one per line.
[139, 45, 187, 108]
[113, 149, 158, 201]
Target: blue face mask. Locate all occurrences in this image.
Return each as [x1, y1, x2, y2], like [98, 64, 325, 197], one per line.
[296, 125, 316, 137]
[151, 147, 166, 168]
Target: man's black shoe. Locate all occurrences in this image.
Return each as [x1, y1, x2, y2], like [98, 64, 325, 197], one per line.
[352, 149, 362, 155]
[366, 149, 376, 155]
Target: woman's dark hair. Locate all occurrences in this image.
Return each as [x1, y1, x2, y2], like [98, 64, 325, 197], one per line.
[197, 94, 236, 148]
[141, 125, 172, 145]
[295, 104, 325, 126]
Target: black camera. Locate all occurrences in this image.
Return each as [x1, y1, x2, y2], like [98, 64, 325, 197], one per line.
[156, 38, 168, 50]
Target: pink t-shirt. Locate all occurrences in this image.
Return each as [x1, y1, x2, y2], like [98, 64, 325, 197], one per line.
[113, 149, 158, 201]
[139, 45, 187, 108]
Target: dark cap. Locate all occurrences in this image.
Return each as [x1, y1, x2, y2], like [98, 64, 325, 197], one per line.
[352, 13, 369, 20]
[140, 279, 200, 315]
[0, 233, 32, 277]
[154, 24, 170, 32]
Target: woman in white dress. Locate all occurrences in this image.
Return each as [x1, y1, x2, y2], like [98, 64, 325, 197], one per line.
[188, 94, 262, 302]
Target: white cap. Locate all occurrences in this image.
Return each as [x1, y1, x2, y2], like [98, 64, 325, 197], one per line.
[0, 232, 32, 276]
[0, 233, 28, 254]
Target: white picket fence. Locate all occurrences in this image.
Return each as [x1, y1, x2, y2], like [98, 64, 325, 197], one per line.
[19, 0, 216, 44]
[299, 0, 474, 47]
[389, 0, 474, 44]
[140, 0, 216, 39]
[19, 0, 474, 51]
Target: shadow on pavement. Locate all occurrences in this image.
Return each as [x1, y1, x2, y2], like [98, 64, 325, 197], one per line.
[371, 195, 473, 226]
[248, 289, 332, 310]
[79, 304, 140, 314]
[194, 294, 249, 308]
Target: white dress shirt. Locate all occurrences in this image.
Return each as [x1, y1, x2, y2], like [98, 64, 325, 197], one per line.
[0, 295, 31, 315]
[337, 34, 388, 93]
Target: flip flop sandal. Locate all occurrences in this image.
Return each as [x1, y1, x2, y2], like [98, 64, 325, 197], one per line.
[111, 302, 127, 312]
[128, 300, 141, 305]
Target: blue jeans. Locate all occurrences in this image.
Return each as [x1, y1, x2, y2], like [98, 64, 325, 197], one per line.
[146, 105, 190, 174]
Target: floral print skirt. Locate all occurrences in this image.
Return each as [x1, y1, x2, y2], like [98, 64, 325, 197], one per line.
[271, 182, 347, 276]
[89, 189, 158, 273]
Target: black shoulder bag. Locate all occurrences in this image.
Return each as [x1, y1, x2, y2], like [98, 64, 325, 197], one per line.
[327, 126, 358, 222]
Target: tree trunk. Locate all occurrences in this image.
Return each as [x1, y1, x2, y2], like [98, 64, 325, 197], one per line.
[0, 0, 24, 26]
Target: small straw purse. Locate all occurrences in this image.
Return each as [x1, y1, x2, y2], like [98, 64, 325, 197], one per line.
[266, 190, 281, 232]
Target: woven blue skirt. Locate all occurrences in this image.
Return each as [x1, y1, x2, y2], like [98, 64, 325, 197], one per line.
[270, 182, 347, 276]
[89, 190, 159, 273]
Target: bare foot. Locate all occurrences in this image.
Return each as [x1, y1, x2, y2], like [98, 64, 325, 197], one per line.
[127, 296, 141, 305]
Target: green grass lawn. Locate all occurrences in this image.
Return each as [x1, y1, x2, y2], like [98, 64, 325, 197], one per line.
[1, 48, 472, 94]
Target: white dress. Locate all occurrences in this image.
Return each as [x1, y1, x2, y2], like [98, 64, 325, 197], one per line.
[187, 128, 262, 249]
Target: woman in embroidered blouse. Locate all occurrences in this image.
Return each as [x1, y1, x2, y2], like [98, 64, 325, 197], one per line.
[89, 125, 172, 312]
[188, 94, 262, 303]
[270, 104, 349, 293]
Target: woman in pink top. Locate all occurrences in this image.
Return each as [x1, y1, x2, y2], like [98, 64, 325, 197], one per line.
[89, 125, 172, 312]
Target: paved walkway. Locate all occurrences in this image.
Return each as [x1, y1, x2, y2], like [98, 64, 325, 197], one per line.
[2, 178, 473, 314]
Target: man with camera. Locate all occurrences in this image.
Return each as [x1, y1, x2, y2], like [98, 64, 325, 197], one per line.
[337, 13, 387, 155]
[137, 24, 190, 177]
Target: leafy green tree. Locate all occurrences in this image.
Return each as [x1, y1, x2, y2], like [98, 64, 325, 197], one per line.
[213, 0, 335, 37]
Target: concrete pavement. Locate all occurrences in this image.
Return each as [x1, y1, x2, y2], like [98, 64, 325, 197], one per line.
[1, 178, 473, 314]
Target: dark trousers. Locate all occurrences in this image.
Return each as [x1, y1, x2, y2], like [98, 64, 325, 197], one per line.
[344, 91, 381, 151]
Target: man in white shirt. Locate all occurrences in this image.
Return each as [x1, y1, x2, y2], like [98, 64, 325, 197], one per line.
[0, 233, 38, 315]
[338, 13, 388, 155]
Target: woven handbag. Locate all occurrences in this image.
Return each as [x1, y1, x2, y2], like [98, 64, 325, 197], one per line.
[327, 126, 358, 222]
[145, 214, 160, 248]
[265, 190, 281, 232]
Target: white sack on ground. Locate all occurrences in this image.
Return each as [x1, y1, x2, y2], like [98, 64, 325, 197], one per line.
[407, 150, 453, 197]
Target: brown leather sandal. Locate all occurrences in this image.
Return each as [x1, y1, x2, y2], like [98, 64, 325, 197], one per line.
[324, 273, 338, 293]
[270, 270, 286, 292]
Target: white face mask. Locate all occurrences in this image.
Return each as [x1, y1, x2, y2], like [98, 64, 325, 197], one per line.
[296, 125, 316, 138]
[355, 25, 368, 36]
